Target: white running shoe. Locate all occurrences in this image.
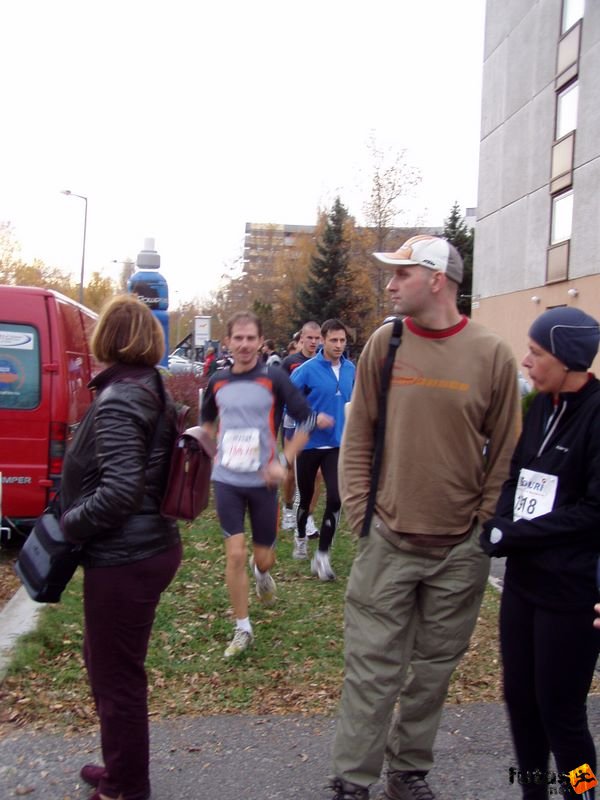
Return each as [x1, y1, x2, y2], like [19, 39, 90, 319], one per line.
[224, 628, 254, 658]
[311, 550, 336, 581]
[281, 507, 296, 530]
[292, 536, 308, 560]
[250, 556, 277, 606]
[306, 514, 319, 539]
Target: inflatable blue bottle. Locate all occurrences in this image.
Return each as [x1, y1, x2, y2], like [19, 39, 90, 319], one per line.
[128, 238, 169, 368]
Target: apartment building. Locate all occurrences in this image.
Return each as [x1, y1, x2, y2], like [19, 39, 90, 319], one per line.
[243, 221, 443, 281]
[473, 0, 600, 363]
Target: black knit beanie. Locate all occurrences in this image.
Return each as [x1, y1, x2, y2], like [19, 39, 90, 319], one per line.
[529, 307, 600, 371]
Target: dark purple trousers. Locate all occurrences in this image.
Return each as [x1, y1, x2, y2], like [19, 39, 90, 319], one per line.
[83, 543, 182, 800]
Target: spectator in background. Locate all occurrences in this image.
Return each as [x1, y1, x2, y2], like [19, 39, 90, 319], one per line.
[203, 346, 217, 377]
[290, 319, 355, 576]
[263, 339, 282, 367]
[280, 321, 322, 536]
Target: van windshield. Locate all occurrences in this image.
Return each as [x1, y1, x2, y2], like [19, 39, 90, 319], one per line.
[0, 324, 40, 410]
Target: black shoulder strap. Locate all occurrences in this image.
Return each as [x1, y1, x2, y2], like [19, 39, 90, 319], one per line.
[118, 375, 188, 461]
[360, 317, 403, 538]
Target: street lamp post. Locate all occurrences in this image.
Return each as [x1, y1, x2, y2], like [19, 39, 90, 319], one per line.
[61, 190, 88, 305]
[175, 289, 182, 343]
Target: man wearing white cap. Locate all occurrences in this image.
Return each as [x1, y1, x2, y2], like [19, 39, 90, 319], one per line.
[329, 235, 521, 800]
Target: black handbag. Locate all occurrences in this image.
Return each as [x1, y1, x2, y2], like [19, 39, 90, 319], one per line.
[15, 499, 80, 603]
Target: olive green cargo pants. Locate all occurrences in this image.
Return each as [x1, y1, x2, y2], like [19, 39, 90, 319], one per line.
[332, 518, 489, 788]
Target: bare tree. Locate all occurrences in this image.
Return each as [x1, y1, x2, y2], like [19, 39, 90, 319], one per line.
[117, 259, 136, 292]
[362, 133, 422, 316]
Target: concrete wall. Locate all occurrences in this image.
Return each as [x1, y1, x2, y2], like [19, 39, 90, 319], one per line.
[475, 0, 560, 299]
[474, 0, 600, 317]
[472, 274, 600, 373]
[571, 3, 600, 280]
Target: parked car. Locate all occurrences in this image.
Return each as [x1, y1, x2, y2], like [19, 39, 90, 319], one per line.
[517, 370, 532, 397]
[0, 286, 98, 542]
[168, 353, 203, 376]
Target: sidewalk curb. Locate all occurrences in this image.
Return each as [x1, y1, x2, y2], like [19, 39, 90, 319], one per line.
[0, 586, 42, 681]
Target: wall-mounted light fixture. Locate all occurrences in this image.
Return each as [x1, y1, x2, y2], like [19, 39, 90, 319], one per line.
[567, 287, 579, 297]
[531, 296, 541, 303]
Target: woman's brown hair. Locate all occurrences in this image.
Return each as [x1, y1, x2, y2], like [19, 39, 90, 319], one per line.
[91, 294, 165, 366]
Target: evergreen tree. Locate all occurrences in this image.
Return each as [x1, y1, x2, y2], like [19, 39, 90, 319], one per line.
[295, 197, 353, 326]
[443, 202, 474, 317]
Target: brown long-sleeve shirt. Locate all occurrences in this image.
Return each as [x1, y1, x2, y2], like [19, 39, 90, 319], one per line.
[339, 317, 521, 537]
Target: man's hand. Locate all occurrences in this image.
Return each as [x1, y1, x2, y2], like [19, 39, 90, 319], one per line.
[316, 412, 334, 429]
[262, 459, 286, 488]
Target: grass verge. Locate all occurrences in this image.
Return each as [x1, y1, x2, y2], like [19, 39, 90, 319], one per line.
[0, 506, 507, 735]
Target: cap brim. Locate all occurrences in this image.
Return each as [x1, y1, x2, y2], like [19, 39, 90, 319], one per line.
[373, 252, 420, 266]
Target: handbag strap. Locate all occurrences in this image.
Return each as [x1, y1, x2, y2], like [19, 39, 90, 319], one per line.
[47, 490, 62, 517]
[144, 398, 190, 463]
[117, 376, 189, 462]
[360, 317, 403, 538]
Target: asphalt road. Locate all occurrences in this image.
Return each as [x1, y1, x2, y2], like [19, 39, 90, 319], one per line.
[2, 561, 598, 799]
[1, 698, 599, 800]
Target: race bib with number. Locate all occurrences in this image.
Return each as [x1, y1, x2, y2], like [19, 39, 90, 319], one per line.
[221, 428, 261, 472]
[513, 468, 558, 521]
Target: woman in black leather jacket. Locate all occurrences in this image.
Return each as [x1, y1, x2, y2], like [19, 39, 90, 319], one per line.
[61, 294, 181, 800]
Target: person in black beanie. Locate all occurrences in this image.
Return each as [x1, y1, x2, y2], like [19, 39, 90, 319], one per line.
[480, 306, 600, 800]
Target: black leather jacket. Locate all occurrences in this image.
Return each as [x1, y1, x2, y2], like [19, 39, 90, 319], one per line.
[60, 362, 180, 568]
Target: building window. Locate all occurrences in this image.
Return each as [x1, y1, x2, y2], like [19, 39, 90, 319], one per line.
[551, 190, 574, 245]
[562, 0, 585, 33]
[547, 241, 570, 283]
[550, 133, 575, 193]
[556, 82, 578, 138]
[556, 22, 582, 88]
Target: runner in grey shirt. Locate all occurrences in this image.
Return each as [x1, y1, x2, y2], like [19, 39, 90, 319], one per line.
[201, 311, 332, 658]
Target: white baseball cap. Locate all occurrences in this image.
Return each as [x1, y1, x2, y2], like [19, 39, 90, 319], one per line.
[373, 235, 464, 284]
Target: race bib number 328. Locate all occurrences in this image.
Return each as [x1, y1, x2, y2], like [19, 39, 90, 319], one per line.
[513, 468, 558, 521]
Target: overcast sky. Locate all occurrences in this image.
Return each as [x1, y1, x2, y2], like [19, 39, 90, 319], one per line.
[0, 0, 486, 306]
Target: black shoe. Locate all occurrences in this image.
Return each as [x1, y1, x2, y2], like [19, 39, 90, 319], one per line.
[329, 776, 370, 800]
[384, 771, 435, 800]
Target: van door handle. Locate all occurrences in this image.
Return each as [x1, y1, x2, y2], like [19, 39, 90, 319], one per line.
[43, 363, 59, 373]
[38, 479, 53, 487]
